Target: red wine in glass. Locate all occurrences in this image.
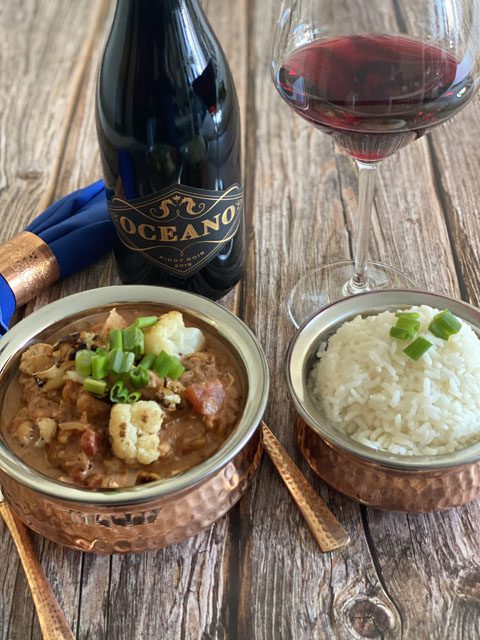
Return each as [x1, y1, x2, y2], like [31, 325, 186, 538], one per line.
[275, 34, 476, 161]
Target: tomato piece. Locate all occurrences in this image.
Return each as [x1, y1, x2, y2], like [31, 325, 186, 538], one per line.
[80, 429, 103, 456]
[184, 379, 225, 416]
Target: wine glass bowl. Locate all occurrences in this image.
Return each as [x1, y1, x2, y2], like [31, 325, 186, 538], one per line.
[274, 33, 477, 161]
[272, 0, 480, 326]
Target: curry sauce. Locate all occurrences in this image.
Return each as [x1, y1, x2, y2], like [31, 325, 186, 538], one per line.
[2, 309, 243, 489]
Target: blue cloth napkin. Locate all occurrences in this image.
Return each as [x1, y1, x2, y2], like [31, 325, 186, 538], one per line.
[0, 180, 114, 334]
[0, 276, 15, 334]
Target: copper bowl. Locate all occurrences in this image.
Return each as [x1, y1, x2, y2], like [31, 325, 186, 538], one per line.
[0, 286, 269, 552]
[286, 290, 480, 512]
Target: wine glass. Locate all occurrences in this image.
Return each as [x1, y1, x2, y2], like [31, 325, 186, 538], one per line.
[272, 0, 480, 326]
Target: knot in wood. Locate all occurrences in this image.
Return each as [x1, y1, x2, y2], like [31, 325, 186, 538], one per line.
[346, 597, 397, 638]
[16, 168, 43, 180]
[455, 568, 480, 603]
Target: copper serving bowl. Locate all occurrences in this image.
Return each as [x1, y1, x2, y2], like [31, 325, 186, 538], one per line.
[0, 286, 269, 552]
[286, 290, 480, 512]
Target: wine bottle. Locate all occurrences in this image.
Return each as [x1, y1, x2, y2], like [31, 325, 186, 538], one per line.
[96, 0, 245, 299]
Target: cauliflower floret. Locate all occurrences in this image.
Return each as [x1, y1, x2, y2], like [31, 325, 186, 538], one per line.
[109, 401, 164, 465]
[20, 343, 55, 375]
[34, 364, 68, 391]
[35, 417, 57, 445]
[144, 311, 205, 358]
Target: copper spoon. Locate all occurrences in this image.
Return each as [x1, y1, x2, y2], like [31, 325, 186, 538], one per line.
[0, 490, 75, 640]
[261, 422, 350, 552]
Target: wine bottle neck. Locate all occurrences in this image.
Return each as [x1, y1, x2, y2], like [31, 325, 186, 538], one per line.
[115, 0, 203, 19]
[107, 0, 215, 99]
[112, 0, 208, 49]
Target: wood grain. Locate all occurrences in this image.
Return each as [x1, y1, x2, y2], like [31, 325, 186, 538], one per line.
[237, 3, 403, 637]
[0, 502, 74, 640]
[0, 2, 108, 639]
[1, 0, 480, 639]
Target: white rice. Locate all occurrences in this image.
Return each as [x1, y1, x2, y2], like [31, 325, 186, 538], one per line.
[309, 305, 480, 456]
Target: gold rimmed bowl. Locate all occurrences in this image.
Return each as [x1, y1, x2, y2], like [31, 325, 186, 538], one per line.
[0, 286, 269, 552]
[286, 289, 480, 512]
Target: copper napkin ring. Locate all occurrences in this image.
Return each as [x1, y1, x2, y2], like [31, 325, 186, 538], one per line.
[0, 231, 60, 306]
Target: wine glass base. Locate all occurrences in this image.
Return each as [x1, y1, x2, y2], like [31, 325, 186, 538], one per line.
[288, 260, 417, 327]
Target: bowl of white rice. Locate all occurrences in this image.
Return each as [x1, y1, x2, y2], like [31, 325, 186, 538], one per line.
[286, 290, 480, 511]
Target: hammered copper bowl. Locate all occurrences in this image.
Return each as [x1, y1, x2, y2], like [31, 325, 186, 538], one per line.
[0, 286, 269, 553]
[286, 290, 480, 512]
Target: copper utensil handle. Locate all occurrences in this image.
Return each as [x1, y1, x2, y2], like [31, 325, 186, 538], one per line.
[261, 422, 350, 552]
[0, 499, 75, 640]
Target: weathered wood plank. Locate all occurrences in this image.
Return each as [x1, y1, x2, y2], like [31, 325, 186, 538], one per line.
[0, 0, 106, 239]
[426, 103, 480, 305]
[0, 2, 108, 639]
[26, 0, 119, 324]
[235, 0, 479, 639]
[237, 1, 404, 638]
[389, 0, 480, 304]
[363, 506, 480, 640]
[356, 6, 480, 639]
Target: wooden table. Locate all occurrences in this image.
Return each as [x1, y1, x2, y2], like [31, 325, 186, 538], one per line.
[1, 1, 480, 638]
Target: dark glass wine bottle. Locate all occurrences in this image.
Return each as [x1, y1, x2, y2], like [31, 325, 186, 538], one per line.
[96, 0, 245, 299]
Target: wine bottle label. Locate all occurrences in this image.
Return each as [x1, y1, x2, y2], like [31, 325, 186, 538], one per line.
[108, 183, 243, 278]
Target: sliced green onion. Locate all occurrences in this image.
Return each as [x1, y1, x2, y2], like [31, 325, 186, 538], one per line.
[128, 391, 142, 403]
[95, 347, 108, 357]
[109, 329, 123, 351]
[108, 349, 124, 374]
[119, 351, 135, 373]
[390, 327, 411, 340]
[122, 325, 136, 350]
[129, 366, 149, 389]
[91, 354, 108, 380]
[75, 349, 94, 378]
[153, 350, 184, 379]
[404, 337, 433, 361]
[395, 311, 420, 320]
[135, 316, 158, 329]
[428, 309, 462, 340]
[167, 360, 185, 380]
[108, 349, 134, 374]
[122, 325, 145, 356]
[139, 352, 156, 370]
[154, 350, 173, 377]
[395, 316, 420, 336]
[110, 380, 129, 403]
[83, 377, 107, 396]
[135, 337, 145, 358]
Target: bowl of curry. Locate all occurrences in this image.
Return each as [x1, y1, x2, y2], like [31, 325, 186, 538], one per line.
[0, 286, 269, 553]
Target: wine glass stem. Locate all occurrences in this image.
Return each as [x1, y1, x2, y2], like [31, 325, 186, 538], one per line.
[344, 160, 378, 294]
